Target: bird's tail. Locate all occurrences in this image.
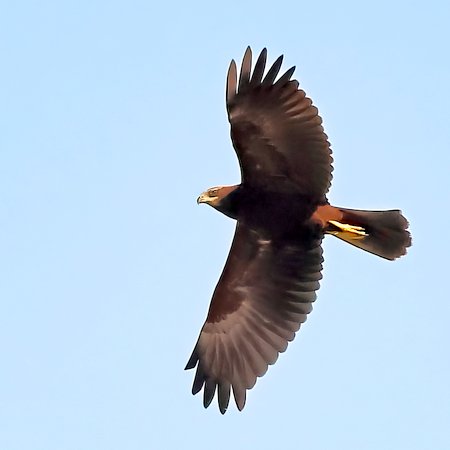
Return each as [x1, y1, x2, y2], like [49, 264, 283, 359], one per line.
[319, 206, 411, 260]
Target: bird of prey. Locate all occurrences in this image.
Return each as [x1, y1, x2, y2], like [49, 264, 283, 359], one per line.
[185, 47, 411, 414]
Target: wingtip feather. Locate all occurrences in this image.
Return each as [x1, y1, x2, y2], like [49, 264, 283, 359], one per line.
[203, 378, 217, 408]
[233, 385, 247, 411]
[250, 48, 268, 86]
[226, 59, 237, 104]
[238, 47, 253, 91]
[274, 66, 296, 88]
[185, 346, 199, 370]
[218, 382, 231, 414]
[192, 364, 205, 395]
[262, 54, 284, 86]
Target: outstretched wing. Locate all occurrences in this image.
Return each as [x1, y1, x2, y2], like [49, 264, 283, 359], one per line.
[226, 47, 333, 199]
[185, 223, 323, 413]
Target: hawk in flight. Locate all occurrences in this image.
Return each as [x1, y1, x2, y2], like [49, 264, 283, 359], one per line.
[185, 47, 411, 413]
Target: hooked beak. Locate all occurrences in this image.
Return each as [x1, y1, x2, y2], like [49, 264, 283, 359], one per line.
[197, 191, 218, 205]
[197, 193, 208, 204]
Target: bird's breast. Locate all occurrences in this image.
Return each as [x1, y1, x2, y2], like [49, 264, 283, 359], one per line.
[236, 189, 323, 241]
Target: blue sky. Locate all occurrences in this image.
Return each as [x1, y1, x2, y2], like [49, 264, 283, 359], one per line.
[1, 1, 449, 449]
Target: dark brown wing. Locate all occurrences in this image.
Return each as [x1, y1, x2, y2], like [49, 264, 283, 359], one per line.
[185, 223, 323, 413]
[226, 47, 333, 198]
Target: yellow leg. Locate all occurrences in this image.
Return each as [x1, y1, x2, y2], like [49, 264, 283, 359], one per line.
[328, 220, 368, 239]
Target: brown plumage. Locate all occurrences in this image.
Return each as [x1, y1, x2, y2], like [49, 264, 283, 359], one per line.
[186, 47, 411, 414]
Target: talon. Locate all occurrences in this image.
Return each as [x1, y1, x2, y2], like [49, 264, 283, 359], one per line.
[328, 220, 368, 239]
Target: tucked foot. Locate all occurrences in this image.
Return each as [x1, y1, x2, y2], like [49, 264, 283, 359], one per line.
[328, 220, 368, 239]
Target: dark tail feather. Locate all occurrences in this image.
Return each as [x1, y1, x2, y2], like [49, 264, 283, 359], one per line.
[328, 207, 412, 260]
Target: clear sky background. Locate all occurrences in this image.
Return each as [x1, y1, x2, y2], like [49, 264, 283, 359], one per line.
[1, 1, 449, 449]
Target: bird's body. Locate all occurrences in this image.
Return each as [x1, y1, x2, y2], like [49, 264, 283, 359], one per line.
[208, 184, 321, 236]
[186, 47, 411, 414]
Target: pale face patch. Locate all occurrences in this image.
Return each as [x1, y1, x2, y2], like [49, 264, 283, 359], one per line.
[197, 185, 239, 207]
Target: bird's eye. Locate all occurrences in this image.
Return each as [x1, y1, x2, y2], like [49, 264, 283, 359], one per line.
[209, 189, 218, 196]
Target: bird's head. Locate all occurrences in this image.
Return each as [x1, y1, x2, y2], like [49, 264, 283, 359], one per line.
[197, 185, 240, 218]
